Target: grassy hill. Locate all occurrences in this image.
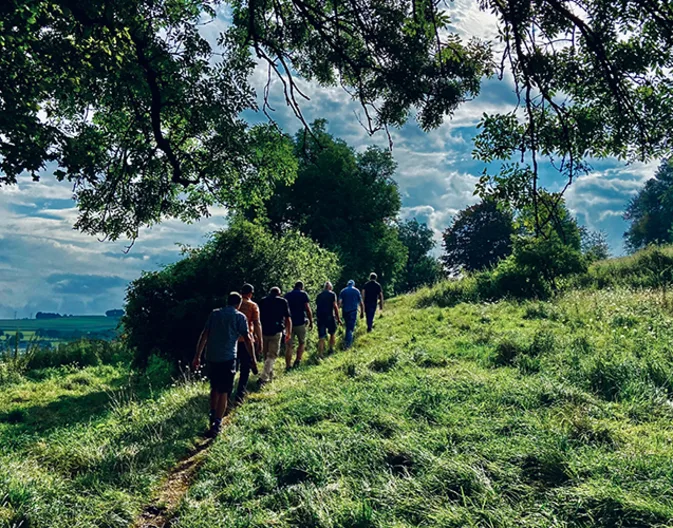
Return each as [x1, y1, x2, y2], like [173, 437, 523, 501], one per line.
[2, 257, 673, 527]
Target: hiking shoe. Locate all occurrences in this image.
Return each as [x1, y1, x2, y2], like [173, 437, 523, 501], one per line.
[293, 359, 301, 369]
[207, 420, 222, 438]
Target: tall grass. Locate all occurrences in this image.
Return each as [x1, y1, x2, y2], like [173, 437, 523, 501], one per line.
[418, 244, 673, 308]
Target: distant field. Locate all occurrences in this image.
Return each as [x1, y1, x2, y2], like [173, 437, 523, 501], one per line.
[0, 317, 122, 348]
[0, 316, 121, 334]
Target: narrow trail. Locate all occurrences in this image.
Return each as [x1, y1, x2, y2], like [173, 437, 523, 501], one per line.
[133, 434, 215, 528]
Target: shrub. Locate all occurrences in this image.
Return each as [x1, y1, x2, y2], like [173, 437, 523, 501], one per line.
[124, 219, 341, 366]
[25, 340, 130, 370]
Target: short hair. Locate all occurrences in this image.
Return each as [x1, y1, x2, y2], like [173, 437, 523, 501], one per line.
[228, 292, 243, 306]
[324, 281, 332, 290]
[241, 283, 254, 295]
[294, 281, 304, 290]
[270, 286, 281, 296]
[369, 272, 378, 281]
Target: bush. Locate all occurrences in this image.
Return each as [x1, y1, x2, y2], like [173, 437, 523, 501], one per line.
[25, 340, 130, 370]
[124, 219, 341, 366]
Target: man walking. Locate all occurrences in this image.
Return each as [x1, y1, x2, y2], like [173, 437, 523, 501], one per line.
[192, 292, 256, 437]
[362, 272, 384, 332]
[259, 287, 292, 384]
[316, 281, 341, 357]
[284, 281, 313, 369]
[231, 283, 262, 404]
[339, 279, 364, 349]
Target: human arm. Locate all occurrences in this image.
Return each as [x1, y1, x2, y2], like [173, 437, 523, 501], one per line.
[192, 323, 209, 370]
[284, 317, 293, 342]
[333, 300, 342, 325]
[305, 301, 314, 330]
[252, 305, 263, 347]
[359, 294, 365, 319]
[244, 332, 258, 375]
[379, 289, 384, 310]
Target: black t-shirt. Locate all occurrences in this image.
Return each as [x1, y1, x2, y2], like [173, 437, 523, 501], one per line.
[363, 280, 382, 306]
[259, 295, 291, 336]
[285, 289, 310, 327]
[316, 290, 337, 320]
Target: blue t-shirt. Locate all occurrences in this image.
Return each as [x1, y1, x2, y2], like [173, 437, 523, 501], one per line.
[339, 285, 362, 313]
[205, 306, 248, 362]
[285, 289, 310, 327]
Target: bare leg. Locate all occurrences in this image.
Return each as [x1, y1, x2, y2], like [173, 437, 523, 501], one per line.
[285, 340, 293, 369]
[296, 342, 306, 362]
[214, 392, 228, 420]
[318, 338, 325, 357]
[329, 333, 336, 352]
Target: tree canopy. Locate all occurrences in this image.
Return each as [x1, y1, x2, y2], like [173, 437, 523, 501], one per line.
[442, 200, 515, 273]
[4, 0, 673, 240]
[397, 218, 441, 292]
[1, 0, 490, 240]
[246, 120, 408, 291]
[624, 159, 673, 252]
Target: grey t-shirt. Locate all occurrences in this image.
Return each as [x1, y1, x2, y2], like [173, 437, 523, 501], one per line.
[205, 306, 248, 362]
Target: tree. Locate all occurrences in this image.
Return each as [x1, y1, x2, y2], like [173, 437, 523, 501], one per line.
[580, 228, 611, 262]
[1, 0, 490, 241]
[123, 219, 340, 365]
[472, 0, 673, 235]
[246, 121, 408, 292]
[442, 200, 515, 273]
[397, 219, 441, 292]
[624, 160, 673, 252]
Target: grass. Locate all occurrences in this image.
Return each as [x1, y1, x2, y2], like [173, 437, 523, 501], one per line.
[2, 268, 673, 526]
[172, 287, 673, 528]
[0, 358, 207, 527]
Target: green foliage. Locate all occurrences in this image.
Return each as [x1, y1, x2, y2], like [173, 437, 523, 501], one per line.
[442, 199, 514, 273]
[581, 227, 611, 262]
[572, 245, 673, 293]
[245, 121, 407, 292]
[124, 219, 341, 365]
[396, 218, 441, 293]
[624, 159, 673, 252]
[0, 0, 490, 240]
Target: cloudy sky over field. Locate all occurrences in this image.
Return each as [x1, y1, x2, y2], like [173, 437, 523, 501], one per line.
[0, 1, 658, 318]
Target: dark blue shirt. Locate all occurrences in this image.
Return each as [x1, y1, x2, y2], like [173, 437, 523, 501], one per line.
[316, 290, 337, 320]
[285, 289, 311, 327]
[339, 285, 362, 313]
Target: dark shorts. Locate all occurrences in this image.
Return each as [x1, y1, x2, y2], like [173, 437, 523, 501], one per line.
[317, 317, 337, 339]
[208, 359, 237, 394]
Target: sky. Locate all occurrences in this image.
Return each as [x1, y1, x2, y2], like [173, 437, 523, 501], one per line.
[0, 0, 658, 318]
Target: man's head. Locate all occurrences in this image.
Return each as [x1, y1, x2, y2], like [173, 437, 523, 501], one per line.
[347, 279, 355, 287]
[294, 280, 304, 290]
[228, 292, 243, 309]
[269, 286, 281, 297]
[324, 281, 333, 291]
[369, 272, 377, 281]
[241, 283, 254, 299]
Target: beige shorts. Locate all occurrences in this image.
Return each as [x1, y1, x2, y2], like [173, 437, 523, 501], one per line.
[263, 333, 282, 359]
[291, 324, 307, 345]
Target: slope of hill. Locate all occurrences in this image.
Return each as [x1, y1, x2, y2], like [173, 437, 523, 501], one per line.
[2, 270, 673, 527]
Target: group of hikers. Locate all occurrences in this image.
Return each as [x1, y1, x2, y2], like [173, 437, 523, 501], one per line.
[191, 273, 385, 436]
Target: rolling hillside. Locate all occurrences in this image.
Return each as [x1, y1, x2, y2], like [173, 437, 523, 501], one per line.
[2, 267, 673, 527]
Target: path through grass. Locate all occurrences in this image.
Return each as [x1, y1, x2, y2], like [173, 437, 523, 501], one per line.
[172, 288, 673, 527]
